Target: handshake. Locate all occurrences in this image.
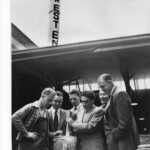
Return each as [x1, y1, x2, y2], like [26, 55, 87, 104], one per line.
[66, 118, 74, 126]
[66, 110, 78, 126]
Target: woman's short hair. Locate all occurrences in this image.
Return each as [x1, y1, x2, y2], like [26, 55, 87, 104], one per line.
[81, 91, 95, 101]
[56, 91, 63, 97]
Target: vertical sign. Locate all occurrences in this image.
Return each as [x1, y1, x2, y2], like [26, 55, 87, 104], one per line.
[49, 0, 60, 46]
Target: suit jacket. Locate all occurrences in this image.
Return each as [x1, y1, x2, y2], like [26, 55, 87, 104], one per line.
[12, 101, 51, 141]
[104, 86, 140, 150]
[48, 107, 67, 135]
[72, 105, 107, 150]
[70, 103, 83, 112]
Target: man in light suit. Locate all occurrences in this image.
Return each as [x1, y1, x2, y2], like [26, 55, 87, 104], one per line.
[48, 91, 67, 135]
[68, 91, 107, 150]
[97, 73, 140, 150]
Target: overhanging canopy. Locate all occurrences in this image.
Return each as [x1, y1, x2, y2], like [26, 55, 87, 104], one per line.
[12, 34, 150, 88]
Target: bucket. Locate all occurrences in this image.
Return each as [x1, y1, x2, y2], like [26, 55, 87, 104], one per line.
[53, 136, 77, 150]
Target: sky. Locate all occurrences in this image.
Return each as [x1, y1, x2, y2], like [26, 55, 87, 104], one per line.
[11, 0, 150, 47]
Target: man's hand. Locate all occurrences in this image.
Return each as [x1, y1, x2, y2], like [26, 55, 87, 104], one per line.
[67, 118, 74, 126]
[72, 123, 78, 132]
[25, 132, 39, 141]
[54, 130, 63, 136]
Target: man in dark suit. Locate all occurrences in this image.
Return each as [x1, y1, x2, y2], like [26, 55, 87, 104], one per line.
[48, 91, 67, 135]
[97, 73, 140, 150]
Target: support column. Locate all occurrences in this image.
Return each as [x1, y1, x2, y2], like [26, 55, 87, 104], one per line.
[111, 53, 136, 101]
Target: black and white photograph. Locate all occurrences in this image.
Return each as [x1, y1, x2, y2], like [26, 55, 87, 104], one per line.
[1, 0, 150, 150]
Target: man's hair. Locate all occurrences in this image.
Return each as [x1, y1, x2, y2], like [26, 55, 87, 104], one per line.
[69, 89, 80, 97]
[41, 87, 55, 96]
[81, 91, 95, 101]
[56, 91, 63, 97]
[97, 73, 113, 84]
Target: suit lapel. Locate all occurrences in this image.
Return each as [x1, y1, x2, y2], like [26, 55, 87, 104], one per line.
[105, 86, 118, 113]
[77, 108, 84, 123]
[106, 86, 118, 122]
[111, 86, 117, 97]
[87, 106, 96, 122]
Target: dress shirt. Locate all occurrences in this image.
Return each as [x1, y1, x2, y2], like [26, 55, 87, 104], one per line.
[103, 85, 116, 112]
[72, 103, 83, 112]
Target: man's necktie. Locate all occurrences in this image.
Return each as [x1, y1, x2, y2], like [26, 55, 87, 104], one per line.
[53, 110, 58, 131]
[72, 107, 77, 121]
[74, 106, 77, 111]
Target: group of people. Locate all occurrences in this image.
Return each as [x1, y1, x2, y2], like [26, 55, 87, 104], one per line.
[12, 73, 140, 150]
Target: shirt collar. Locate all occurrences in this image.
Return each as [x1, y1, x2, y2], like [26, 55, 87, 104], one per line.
[73, 103, 81, 110]
[51, 106, 60, 114]
[110, 85, 117, 97]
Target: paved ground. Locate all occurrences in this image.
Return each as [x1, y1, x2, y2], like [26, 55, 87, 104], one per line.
[138, 135, 150, 150]
[140, 135, 150, 144]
